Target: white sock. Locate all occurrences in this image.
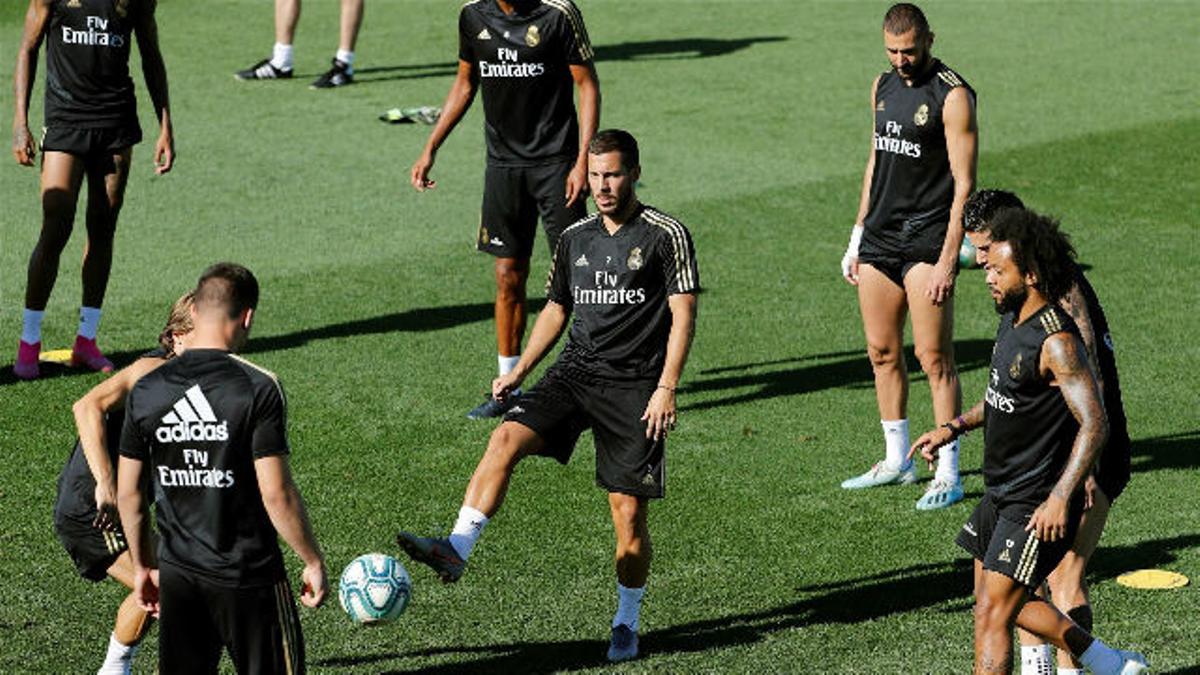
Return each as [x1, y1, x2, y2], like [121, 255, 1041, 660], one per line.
[97, 633, 137, 675]
[78, 306, 102, 340]
[498, 354, 520, 376]
[935, 438, 960, 482]
[447, 506, 488, 560]
[21, 309, 45, 344]
[881, 419, 910, 470]
[613, 583, 644, 630]
[335, 49, 355, 71]
[1079, 639, 1122, 675]
[271, 42, 293, 70]
[1020, 644, 1054, 675]
[1057, 669, 1085, 675]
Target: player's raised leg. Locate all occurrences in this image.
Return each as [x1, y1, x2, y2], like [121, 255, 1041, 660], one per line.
[15, 151, 86, 380]
[905, 262, 964, 509]
[842, 263, 915, 489]
[607, 492, 650, 663]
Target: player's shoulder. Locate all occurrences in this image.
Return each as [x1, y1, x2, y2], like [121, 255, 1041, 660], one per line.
[931, 60, 971, 92]
[226, 353, 285, 395]
[540, 0, 586, 18]
[560, 212, 601, 241]
[640, 205, 693, 240]
[1036, 305, 1079, 337]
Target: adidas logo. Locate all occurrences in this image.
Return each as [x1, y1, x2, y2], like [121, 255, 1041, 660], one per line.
[509, 405, 525, 415]
[156, 384, 229, 443]
[477, 28, 491, 40]
[490, 236, 505, 247]
[574, 254, 589, 267]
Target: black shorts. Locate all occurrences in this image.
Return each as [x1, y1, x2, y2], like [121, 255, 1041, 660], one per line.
[478, 160, 587, 259]
[158, 563, 305, 675]
[503, 363, 665, 498]
[955, 490, 1083, 589]
[53, 510, 126, 582]
[41, 124, 142, 157]
[1096, 436, 1131, 504]
[859, 224, 947, 287]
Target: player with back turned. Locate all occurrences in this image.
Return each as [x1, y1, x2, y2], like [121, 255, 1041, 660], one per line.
[117, 263, 327, 674]
[910, 210, 1146, 674]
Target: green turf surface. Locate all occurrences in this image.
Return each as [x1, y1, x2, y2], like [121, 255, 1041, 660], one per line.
[1, 1, 1197, 672]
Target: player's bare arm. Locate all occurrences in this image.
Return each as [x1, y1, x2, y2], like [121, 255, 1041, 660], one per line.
[909, 398, 984, 467]
[411, 60, 479, 191]
[926, 85, 977, 304]
[133, 0, 174, 174]
[642, 293, 696, 441]
[842, 75, 882, 286]
[493, 299, 569, 399]
[11, 0, 51, 166]
[564, 61, 600, 207]
[255, 455, 328, 608]
[1026, 332, 1109, 542]
[1059, 281, 1104, 393]
[73, 356, 166, 531]
[116, 455, 159, 615]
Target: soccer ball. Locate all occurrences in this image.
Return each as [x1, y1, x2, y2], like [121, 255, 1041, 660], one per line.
[338, 553, 412, 624]
[959, 237, 981, 269]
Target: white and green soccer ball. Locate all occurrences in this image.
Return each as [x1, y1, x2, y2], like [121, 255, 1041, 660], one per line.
[338, 553, 412, 624]
[959, 237, 981, 269]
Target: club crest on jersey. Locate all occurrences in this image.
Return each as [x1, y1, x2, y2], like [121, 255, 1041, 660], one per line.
[115, 0, 130, 17]
[627, 247, 643, 271]
[914, 103, 929, 126]
[525, 24, 540, 47]
[1009, 353, 1022, 380]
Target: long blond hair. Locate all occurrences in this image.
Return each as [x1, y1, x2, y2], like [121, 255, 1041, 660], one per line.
[158, 291, 195, 356]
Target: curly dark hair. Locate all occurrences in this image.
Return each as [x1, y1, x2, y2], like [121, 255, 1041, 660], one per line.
[963, 189, 1024, 233]
[988, 208, 1077, 303]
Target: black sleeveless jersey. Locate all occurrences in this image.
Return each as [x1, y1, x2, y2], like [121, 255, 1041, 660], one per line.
[120, 349, 290, 587]
[545, 205, 699, 382]
[43, 0, 139, 128]
[862, 60, 973, 250]
[983, 304, 1082, 506]
[458, 0, 593, 166]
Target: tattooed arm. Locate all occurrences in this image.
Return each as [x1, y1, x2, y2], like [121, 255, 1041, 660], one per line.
[1058, 280, 1103, 394]
[1025, 331, 1109, 542]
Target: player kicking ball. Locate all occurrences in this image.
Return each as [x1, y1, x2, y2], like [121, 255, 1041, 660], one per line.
[398, 130, 699, 663]
[910, 209, 1146, 674]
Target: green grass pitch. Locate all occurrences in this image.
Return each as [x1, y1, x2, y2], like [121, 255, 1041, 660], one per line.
[1, 1, 1197, 672]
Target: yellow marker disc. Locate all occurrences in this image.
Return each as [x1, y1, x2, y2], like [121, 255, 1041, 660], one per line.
[40, 349, 74, 364]
[1116, 569, 1189, 589]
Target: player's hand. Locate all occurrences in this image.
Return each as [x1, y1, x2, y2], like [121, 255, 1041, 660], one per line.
[12, 125, 36, 166]
[925, 259, 957, 305]
[641, 386, 677, 441]
[411, 150, 437, 191]
[92, 481, 121, 532]
[841, 252, 860, 285]
[299, 561, 328, 608]
[134, 567, 161, 617]
[1082, 474, 1098, 511]
[492, 369, 524, 402]
[1026, 493, 1069, 542]
[153, 129, 174, 175]
[564, 160, 588, 207]
[908, 427, 953, 471]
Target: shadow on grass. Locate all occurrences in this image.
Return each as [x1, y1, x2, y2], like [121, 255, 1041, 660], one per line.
[1129, 430, 1200, 473]
[316, 532, 1199, 672]
[681, 338, 995, 411]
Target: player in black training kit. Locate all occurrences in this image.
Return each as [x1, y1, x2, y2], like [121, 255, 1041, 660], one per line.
[963, 190, 1132, 674]
[12, 0, 174, 380]
[838, 3, 976, 511]
[54, 292, 191, 675]
[117, 264, 327, 675]
[398, 130, 698, 664]
[410, 0, 601, 420]
[911, 210, 1146, 675]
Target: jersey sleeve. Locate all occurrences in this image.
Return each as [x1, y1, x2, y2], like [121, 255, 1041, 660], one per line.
[457, 7, 476, 64]
[657, 224, 700, 295]
[118, 386, 150, 461]
[555, 0, 594, 64]
[250, 377, 290, 459]
[545, 236, 574, 310]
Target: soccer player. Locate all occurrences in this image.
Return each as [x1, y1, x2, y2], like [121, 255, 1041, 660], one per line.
[398, 130, 698, 663]
[410, 0, 600, 419]
[11, 0, 175, 380]
[910, 210, 1146, 674]
[55, 292, 192, 675]
[235, 0, 365, 88]
[963, 190, 1132, 675]
[838, 3, 976, 510]
[117, 263, 328, 674]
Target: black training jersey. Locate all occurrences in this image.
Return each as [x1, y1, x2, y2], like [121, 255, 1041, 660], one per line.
[983, 305, 1081, 505]
[120, 349, 290, 587]
[862, 60, 973, 249]
[545, 205, 699, 381]
[44, 0, 139, 128]
[459, 0, 593, 166]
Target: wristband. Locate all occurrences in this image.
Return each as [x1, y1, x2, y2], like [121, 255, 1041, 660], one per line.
[846, 224, 864, 256]
[942, 415, 968, 438]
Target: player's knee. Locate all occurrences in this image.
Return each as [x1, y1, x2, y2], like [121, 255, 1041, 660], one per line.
[40, 192, 77, 240]
[915, 348, 955, 381]
[866, 343, 901, 371]
[973, 593, 1014, 634]
[484, 425, 526, 468]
